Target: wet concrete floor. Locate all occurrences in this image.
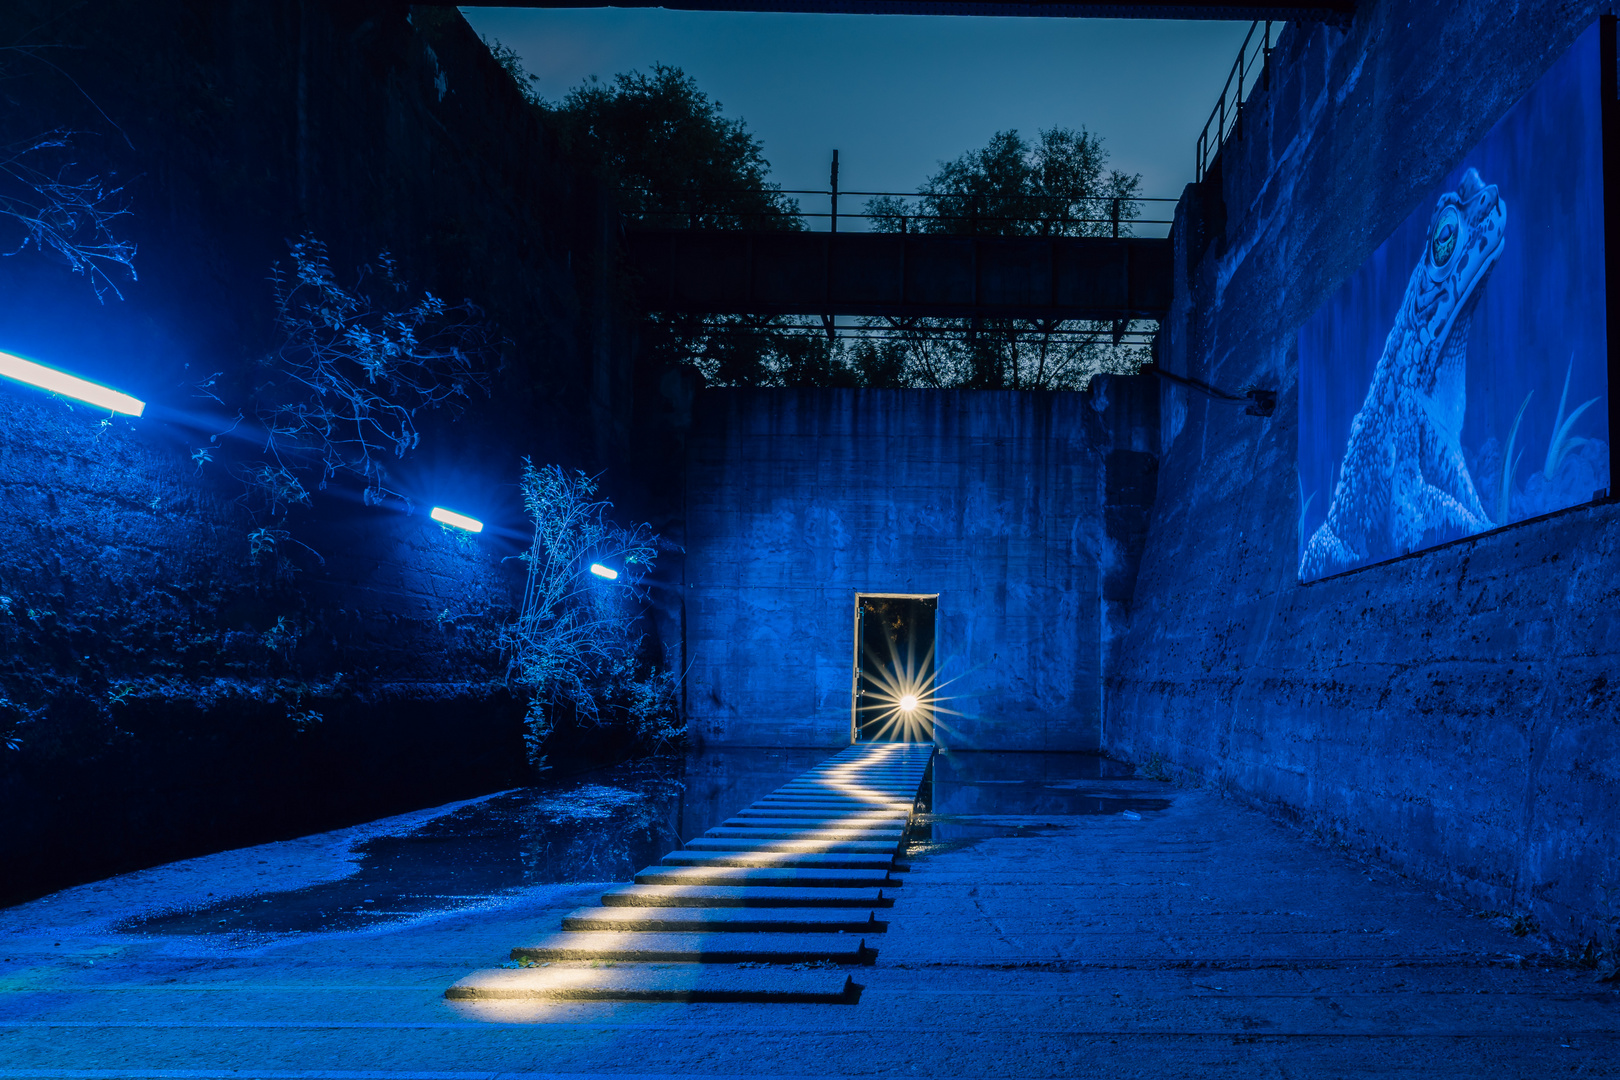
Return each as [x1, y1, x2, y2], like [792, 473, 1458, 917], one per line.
[2, 747, 1616, 1078]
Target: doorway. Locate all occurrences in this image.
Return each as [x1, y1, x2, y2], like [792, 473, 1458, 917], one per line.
[852, 594, 937, 743]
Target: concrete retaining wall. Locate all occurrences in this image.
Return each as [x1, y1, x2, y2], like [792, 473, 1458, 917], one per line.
[0, 2, 634, 901]
[686, 384, 1155, 751]
[1109, 2, 1620, 945]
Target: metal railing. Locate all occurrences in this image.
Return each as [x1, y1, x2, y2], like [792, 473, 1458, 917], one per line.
[625, 188, 1179, 239]
[1195, 20, 1277, 184]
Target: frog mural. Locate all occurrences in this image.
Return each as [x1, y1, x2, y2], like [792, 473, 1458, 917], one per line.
[1299, 169, 1507, 580]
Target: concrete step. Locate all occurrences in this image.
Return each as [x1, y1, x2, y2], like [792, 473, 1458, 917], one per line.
[749, 805, 914, 816]
[633, 865, 900, 888]
[704, 825, 906, 840]
[726, 817, 909, 829]
[782, 779, 920, 784]
[793, 770, 925, 777]
[722, 813, 910, 826]
[446, 963, 858, 1004]
[560, 905, 886, 933]
[661, 850, 897, 870]
[732, 805, 909, 816]
[754, 796, 914, 805]
[683, 837, 901, 854]
[776, 784, 917, 794]
[511, 931, 876, 965]
[599, 884, 893, 908]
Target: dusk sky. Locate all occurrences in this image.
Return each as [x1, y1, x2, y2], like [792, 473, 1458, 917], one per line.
[461, 8, 1255, 220]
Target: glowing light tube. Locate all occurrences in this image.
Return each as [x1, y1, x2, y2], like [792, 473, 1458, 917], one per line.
[0, 350, 145, 416]
[589, 563, 618, 580]
[430, 506, 483, 532]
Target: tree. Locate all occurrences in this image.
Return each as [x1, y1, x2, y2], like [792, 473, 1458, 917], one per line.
[500, 461, 677, 768]
[0, 45, 137, 300]
[860, 127, 1149, 390]
[542, 64, 827, 386]
[206, 236, 499, 572]
[549, 64, 801, 232]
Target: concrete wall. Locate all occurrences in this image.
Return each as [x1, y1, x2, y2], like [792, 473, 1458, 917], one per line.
[685, 385, 1155, 750]
[1109, 2, 1620, 946]
[0, 2, 643, 901]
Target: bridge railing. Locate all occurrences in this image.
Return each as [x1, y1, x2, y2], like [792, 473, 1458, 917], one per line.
[623, 189, 1180, 239]
[1195, 20, 1277, 184]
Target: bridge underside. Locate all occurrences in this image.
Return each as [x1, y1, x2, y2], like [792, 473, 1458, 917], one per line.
[625, 230, 1172, 322]
[446, 1, 1353, 21]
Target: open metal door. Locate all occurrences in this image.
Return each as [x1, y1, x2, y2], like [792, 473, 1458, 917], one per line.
[852, 594, 937, 743]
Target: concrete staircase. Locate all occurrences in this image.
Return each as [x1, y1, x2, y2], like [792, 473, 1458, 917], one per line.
[447, 742, 934, 1004]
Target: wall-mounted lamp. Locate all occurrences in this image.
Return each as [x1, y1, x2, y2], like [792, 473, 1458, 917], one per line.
[0, 350, 145, 416]
[589, 563, 619, 580]
[430, 506, 483, 533]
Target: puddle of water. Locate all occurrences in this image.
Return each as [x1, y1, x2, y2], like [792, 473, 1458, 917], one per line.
[115, 747, 1155, 937]
[120, 761, 683, 937]
[679, 745, 844, 839]
[930, 751, 1158, 817]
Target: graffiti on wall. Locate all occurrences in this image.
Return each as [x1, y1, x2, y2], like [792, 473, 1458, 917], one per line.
[1299, 22, 1610, 580]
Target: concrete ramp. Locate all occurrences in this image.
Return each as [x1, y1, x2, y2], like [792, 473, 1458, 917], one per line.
[447, 741, 934, 1004]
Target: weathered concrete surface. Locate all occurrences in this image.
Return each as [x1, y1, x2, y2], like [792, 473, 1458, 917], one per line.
[446, 963, 857, 1003]
[0, 1, 637, 902]
[2, 756, 1613, 1078]
[686, 387, 1157, 751]
[1109, 1, 1620, 948]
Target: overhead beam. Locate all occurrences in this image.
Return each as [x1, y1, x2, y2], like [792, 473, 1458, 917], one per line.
[439, 1, 1354, 20]
[624, 229, 1172, 322]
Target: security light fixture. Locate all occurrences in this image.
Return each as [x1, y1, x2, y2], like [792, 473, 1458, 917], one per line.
[0, 349, 145, 416]
[589, 563, 618, 580]
[430, 506, 483, 533]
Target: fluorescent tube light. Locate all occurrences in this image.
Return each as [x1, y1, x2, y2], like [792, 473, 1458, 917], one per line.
[0, 350, 145, 416]
[589, 563, 618, 580]
[430, 506, 483, 533]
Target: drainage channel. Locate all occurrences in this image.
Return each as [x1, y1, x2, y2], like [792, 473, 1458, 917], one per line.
[447, 741, 935, 1005]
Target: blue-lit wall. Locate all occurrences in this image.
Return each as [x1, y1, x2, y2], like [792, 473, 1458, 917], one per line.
[1110, 5, 1620, 946]
[0, 4, 645, 902]
[685, 384, 1156, 750]
[1298, 23, 1609, 578]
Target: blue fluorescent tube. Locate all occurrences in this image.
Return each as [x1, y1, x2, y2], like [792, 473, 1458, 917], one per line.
[430, 506, 484, 533]
[0, 350, 145, 416]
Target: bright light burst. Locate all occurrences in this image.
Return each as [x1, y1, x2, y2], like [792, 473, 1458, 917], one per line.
[858, 631, 972, 744]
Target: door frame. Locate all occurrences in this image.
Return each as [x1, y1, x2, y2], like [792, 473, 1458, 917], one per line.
[849, 591, 940, 744]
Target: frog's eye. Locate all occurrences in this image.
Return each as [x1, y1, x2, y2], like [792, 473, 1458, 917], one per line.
[1431, 206, 1461, 267]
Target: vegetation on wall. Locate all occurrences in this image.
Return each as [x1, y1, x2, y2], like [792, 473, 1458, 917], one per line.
[198, 236, 501, 571]
[0, 42, 137, 301]
[501, 461, 681, 769]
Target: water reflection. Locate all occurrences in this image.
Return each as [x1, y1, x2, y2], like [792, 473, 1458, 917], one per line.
[678, 745, 842, 840]
[931, 750, 1146, 816]
[118, 747, 1161, 937]
[121, 760, 683, 936]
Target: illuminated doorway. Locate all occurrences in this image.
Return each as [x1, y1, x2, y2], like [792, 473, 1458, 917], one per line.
[852, 594, 937, 743]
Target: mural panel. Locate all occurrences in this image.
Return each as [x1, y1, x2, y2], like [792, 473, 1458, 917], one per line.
[1298, 22, 1611, 580]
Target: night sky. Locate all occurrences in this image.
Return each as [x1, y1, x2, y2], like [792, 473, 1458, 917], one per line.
[460, 9, 1253, 206]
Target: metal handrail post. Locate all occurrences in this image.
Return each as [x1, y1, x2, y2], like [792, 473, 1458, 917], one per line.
[830, 149, 839, 234]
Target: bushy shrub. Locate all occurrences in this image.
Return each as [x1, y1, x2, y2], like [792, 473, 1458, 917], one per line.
[501, 461, 681, 767]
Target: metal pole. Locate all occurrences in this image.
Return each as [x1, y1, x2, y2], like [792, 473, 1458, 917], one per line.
[1237, 35, 1245, 135]
[830, 149, 839, 234]
[1111, 197, 1120, 238]
[1263, 21, 1273, 91]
